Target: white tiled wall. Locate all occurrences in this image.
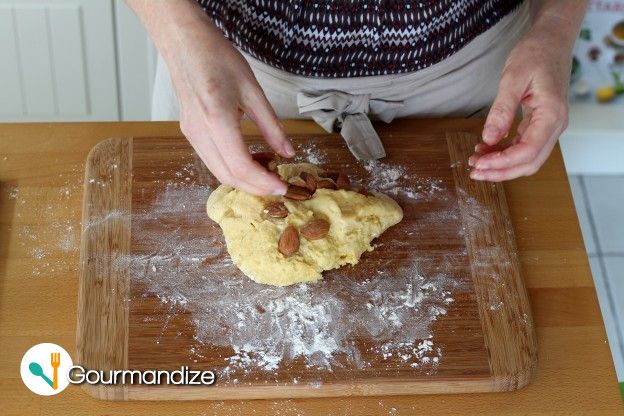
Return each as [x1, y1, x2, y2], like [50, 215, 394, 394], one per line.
[569, 175, 624, 383]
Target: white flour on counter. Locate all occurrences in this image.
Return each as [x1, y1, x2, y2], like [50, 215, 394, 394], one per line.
[7, 161, 84, 277]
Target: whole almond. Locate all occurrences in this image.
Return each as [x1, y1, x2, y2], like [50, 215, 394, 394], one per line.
[300, 219, 330, 240]
[263, 202, 289, 218]
[299, 172, 317, 192]
[279, 226, 300, 257]
[335, 173, 351, 190]
[284, 184, 312, 200]
[316, 178, 337, 190]
[357, 188, 373, 197]
[287, 176, 308, 188]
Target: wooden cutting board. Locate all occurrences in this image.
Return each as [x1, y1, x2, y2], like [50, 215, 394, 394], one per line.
[76, 133, 537, 401]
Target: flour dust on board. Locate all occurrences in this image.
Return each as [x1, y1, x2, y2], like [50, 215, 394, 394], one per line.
[115, 144, 479, 384]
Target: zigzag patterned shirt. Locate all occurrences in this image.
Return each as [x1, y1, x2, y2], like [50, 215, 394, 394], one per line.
[196, 0, 524, 78]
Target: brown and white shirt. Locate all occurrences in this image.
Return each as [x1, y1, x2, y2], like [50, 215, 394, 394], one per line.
[196, 0, 525, 78]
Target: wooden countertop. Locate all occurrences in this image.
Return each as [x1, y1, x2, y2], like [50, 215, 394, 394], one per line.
[0, 120, 622, 415]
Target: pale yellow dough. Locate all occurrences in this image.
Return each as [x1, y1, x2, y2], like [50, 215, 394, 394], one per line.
[206, 163, 403, 286]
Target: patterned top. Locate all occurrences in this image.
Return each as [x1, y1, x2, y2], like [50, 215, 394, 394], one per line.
[196, 0, 524, 78]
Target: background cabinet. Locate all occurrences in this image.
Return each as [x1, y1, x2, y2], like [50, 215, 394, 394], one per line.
[0, 0, 154, 122]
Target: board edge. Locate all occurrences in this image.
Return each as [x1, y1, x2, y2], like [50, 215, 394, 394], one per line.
[446, 132, 538, 392]
[76, 137, 133, 401]
[122, 377, 495, 400]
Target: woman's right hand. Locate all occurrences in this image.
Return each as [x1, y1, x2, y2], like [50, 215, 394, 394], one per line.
[128, 0, 293, 195]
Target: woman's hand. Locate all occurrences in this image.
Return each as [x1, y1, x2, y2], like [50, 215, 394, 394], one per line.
[127, 0, 293, 195]
[469, 2, 587, 181]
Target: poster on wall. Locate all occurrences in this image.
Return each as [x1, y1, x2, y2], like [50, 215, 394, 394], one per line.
[570, 0, 624, 105]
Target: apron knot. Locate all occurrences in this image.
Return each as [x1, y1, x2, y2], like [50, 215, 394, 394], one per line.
[297, 91, 403, 160]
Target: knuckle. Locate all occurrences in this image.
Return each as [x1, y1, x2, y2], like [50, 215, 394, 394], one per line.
[180, 118, 208, 140]
[179, 121, 193, 139]
[228, 163, 250, 180]
[203, 78, 222, 96]
[501, 65, 520, 81]
[525, 164, 540, 176]
[524, 148, 539, 162]
[559, 106, 569, 130]
[489, 102, 514, 121]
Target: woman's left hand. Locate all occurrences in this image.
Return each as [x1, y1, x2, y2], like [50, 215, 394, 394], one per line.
[469, 24, 574, 181]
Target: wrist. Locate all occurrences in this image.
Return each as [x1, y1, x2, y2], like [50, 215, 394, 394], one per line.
[128, 0, 218, 62]
[527, 0, 587, 52]
[530, 14, 579, 51]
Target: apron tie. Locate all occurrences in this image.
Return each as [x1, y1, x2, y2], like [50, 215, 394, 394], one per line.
[296, 91, 404, 160]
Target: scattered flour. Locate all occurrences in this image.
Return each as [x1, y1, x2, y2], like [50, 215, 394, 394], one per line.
[249, 141, 327, 165]
[118, 145, 473, 384]
[360, 159, 446, 201]
[296, 142, 327, 165]
[7, 162, 83, 277]
[5, 143, 502, 388]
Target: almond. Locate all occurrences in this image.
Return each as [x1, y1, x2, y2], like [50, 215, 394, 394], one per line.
[357, 188, 373, 197]
[300, 219, 330, 240]
[284, 184, 312, 200]
[335, 173, 351, 190]
[263, 202, 289, 218]
[316, 178, 337, 190]
[287, 176, 308, 188]
[252, 151, 279, 171]
[299, 171, 317, 192]
[279, 225, 299, 257]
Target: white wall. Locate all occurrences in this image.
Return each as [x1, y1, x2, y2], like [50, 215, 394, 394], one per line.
[114, 0, 156, 121]
[0, 0, 119, 121]
[561, 105, 624, 175]
[0, 0, 154, 122]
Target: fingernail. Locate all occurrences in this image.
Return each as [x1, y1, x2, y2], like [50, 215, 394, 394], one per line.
[272, 185, 287, 196]
[468, 156, 476, 167]
[470, 170, 484, 181]
[482, 126, 498, 143]
[283, 141, 295, 157]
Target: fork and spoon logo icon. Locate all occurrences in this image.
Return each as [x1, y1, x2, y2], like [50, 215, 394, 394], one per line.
[20, 343, 73, 396]
[28, 352, 61, 390]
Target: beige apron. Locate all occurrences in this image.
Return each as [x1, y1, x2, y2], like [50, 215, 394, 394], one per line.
[152, 1, 530, 159]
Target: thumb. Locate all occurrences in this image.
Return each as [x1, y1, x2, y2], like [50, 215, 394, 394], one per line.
[483, 68, 528, 146]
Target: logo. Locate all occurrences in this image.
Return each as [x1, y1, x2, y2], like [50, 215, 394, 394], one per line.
[20, 343, 73, 396]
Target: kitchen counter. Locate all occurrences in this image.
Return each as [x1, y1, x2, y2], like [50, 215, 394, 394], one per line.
[0, 119, 622, 415]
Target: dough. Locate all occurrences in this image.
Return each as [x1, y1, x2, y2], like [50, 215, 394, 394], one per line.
[206, 163, 403, 286]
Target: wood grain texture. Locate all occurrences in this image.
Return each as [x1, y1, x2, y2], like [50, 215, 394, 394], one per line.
[0, 120, 621, 415]
[76, 138, 133, 400]
[447, 132, 537, 391]
[77, 132, 536, 400]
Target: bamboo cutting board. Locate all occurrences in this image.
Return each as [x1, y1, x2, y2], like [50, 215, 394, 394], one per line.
[76, 133, 537, 401]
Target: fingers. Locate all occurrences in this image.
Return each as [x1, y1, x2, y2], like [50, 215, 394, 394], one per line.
[468, 142, 513, 167]
[187, 134, 270, 195]
[470, 135, 555, 182]
[242, 85, 295, 159]
[470, 164, 536, 182]
[473, 141, 539, 171]
[482, 67, 529, 146]
[204, 110, 287, 195]
[473, 110, 560, 171]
